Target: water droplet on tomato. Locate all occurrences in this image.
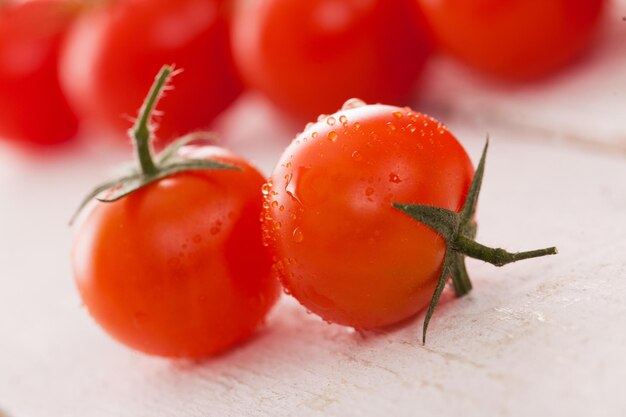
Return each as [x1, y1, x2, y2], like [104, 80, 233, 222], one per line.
[285, 168, 305, 205]
[317, 114, 328, 122]
[293, 227, 304, 243]
[261, 183, 271, 195]
[392, 111, 403, 118]
[386, 122, 396, 131]
[389, 173, 401, 183]
[327, 131, 338, 141]
[339, 115, 348, 125]
[354, 122, 361, 130]
[342, 98, 366, 109]
[271, 201, 279, 208]
[351, 150, 363, 162]
[327, 116, 336, 126]
[407, 124, 416, 133]
[312, 132, 319, 139]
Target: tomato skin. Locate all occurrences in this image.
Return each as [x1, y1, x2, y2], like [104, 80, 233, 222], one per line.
[263, 103, 473, 329]
[231, 0, 433, 121]
[0, 0, 79, 146]
[61, 0, 242, 144]
[416, 0, 606, 80]
[73, 147, 279, 358]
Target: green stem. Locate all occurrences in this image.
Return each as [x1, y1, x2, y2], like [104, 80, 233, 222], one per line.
[453, 235, 557, 267]
[451, 251, 472, 296]
[131, 65, 172, 176]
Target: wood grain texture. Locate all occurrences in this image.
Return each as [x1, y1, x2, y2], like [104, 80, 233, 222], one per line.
[1, 3, 626, 415]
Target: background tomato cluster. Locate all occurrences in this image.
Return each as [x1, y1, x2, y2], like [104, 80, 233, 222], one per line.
[0, 0, 606, 151]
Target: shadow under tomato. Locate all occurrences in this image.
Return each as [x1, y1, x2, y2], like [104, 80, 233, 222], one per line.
[165, 284, 464, 375]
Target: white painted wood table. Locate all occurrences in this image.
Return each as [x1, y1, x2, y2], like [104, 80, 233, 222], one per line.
[1, 7, 626, 417]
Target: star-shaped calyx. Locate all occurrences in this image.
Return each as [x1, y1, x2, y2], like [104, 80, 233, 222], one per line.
[393, 140, 557, 343]
[70, 65, 239, 225]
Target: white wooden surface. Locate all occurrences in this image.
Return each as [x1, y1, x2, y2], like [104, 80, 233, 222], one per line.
[1, 5, 626, 417]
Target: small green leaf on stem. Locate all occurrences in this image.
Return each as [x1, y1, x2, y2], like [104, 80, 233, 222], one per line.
[422, 248, 453, 344]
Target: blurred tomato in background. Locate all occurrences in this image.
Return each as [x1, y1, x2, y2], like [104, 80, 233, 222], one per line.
[0, 0, 80, 147]
[416, 0, 606, 80]
[0, 0, 610, 152]
[231, 0, 434, 121]
[60, 0, 242, 145]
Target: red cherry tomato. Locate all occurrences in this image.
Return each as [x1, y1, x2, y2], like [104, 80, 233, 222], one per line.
[416, 0, 606, 80]
[0, 0, 80, 146]
[262, 101, 473, 329]
[73, 146, 280, 358]
[61, 0, 242, 143]
[231, 0, 433, 121]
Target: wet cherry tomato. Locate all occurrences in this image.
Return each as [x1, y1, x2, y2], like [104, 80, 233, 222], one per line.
[61, 0, 242, 143]
[416, 0, 606, 79]
[72, 66, 278, 358]
[231, 0, 433, 120]
[0, 0, 80, 146]
[73, 146, 280, 358]
[262, 100, 473, 329]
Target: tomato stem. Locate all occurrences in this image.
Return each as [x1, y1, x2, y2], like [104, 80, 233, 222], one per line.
[69, 66, 240, 226]
[131, 65, 172, 177]
[450, 252, 472, 295]
[453, 235, 557, 267]
[393, 139, 558, 343]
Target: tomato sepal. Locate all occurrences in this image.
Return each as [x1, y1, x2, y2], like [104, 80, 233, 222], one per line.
[69, 65, 239, 225]
[157, 131, 218, 164]
[393, 140, 558, 343]
[95, 159, 237, 204]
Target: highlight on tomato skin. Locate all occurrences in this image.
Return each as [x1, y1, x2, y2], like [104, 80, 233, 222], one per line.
[416, 0, 606, 80]
[231, 0, 434, 122]
[0, 0, 80, 147]
[60, 0, 243, 145]
[262, 99, 474, 330]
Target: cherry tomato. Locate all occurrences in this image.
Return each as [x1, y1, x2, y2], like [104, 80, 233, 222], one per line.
[73, 146, 280, 358]
[0, 0, 80, 146]
[416, 0, 606, 80]
[60, 0, 242, 143]
[231, 0, 433, 121]
[262, 100, 473, 329]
